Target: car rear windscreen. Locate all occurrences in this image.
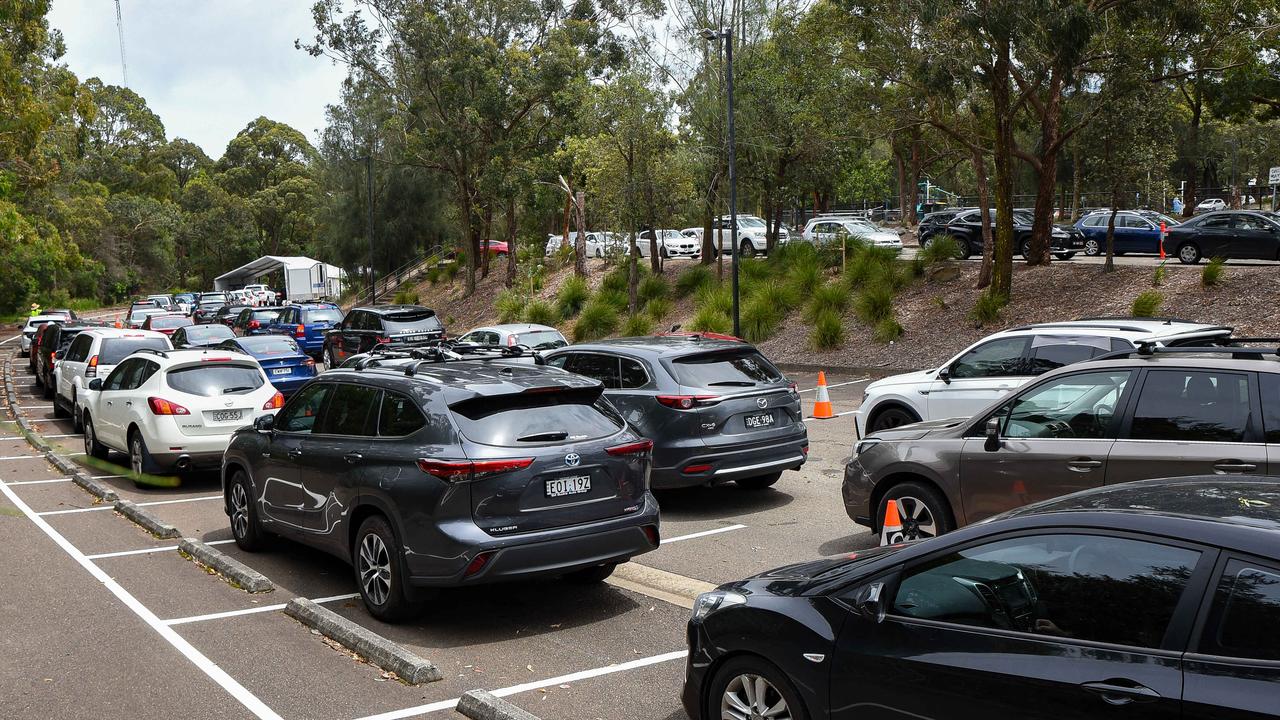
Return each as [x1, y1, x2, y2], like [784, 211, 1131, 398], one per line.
[251, 309, 280, 322]
[167, 364, 264, 396]
[302, 308, 343, 323]
[383, 311, 442, 334]
[672, 350, 783, 389]
[100, 337, 170, 365]
[183, 325, 234, 344]
[150, 316, 192, 329]
[239, 337, 300, 355]
[516, 330, 566, 349]
[450, 388, 622, 446]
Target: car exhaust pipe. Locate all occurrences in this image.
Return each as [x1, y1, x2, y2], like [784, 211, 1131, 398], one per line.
[174, 455, 192, 472]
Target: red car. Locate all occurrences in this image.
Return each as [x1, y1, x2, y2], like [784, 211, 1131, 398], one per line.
[481, 240, 509, 256]
[141, 313, 194, 337]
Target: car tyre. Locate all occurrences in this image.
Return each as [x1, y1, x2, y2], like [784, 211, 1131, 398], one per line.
[1020, 239, 1033, 259]
[128, 429, 158, 479]
[739, 241, 756, 259]
[735, 471, 782, 490]
[563, 562, 618, 584]
[1055, 252, 1076, 260]
[877, 481, 953, 540]
[960, 240, 976, 260]
[227, 470, 267, 551]
[325, 346, 339, 370]
[1177, 242, 1202, 264]
[83, 415, 109, 461]
[354, 514, 421, 622]
[868, 405, 921, 432]
[706, 656, 809, 720]
[72, 398, 84, 433]
[1083, 238, 1101, 256]
[41, 375, 54, 399]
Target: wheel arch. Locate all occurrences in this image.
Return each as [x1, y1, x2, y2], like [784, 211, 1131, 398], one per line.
[868, 470, 957, 533]
[864, 398, 923, 433]
[699, 650, 818, 720]
[346, 496, 404, 565]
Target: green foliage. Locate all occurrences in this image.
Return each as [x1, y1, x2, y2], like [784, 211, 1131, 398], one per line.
[393, 289, 419, 305]
[854, 281, 895, 325]
[873, 317, 904, 343]
[675, 265, 715, 298]
[920, 236, 963, 264]
[806, 282, 852, 323]
[646, 297, 672, 322]
[1202, 257, 1226, 287]
[740, 295, 784, 343]
[1152, 262, 1167, 287]
[496, 290, 526, 323]
[621, 313, 654, 337]
[811, 309, 845, 350]
[523, 300, 557, 325]
[696, 283, 733, 316]
[970, 290, 1008, 327]
[556, 276, 590, 318]
[844, 245, 899, 287]
[687, 306, 732, 334]
[595, 288, 629, 311]
[1131, 290, 1163, 317]
[572, 299, 619, 342]
[637, 274, 668, 304]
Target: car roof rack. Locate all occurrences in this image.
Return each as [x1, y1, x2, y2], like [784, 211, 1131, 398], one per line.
[1094, 341, 1280, 362]
[1074, 315, 1203, 326]
[133, 348, 169, 359]
[352, 342, 546, 374]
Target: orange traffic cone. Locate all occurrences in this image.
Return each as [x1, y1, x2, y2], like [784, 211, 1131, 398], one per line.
[812, 371, 834, 419]
[1159, 222, 1167, 259]
[880, 499, 904, 546]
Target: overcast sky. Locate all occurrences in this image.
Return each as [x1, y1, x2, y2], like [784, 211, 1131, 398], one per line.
[48, 1, 349, 159]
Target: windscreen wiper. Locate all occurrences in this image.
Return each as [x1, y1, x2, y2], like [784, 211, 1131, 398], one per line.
[222, 386, 255, 394]
[517, 431, 569, 442]
[706, 380, 755, 387]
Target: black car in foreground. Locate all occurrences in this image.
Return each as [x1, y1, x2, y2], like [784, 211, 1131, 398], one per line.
[221, 350, 660, 621]
[683, 476, 1280, 720]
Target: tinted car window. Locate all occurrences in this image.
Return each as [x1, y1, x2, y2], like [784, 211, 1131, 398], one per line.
[1261, 374, 1280, 443]
[149, 315, 192, 330]
[99, 337, 170, 365]
[567, 353, 621, 389]
[236, 336, 301, 355]
[450, 388, 623, 446]
[379, 392, 427, 437]
[1026, 335, 1111, 374]
[66, 335, 92, 363]
[1000, 371, 1131, 439]
[620, 358, 648, 389]
[893, 533, 1200, 649]
[516, 330, 565, 350]
[1202, 560, 1280, 661]
[1082, 215, 1105, 227]
[303, 307, 343, 324]
[276, 383, 331, 433]
[1200, 216, 1232, 229]
[250, 309, 281, 323]
[383, 310, 442, 334]
[103, 359, 138, 391]
[166, 364, 265, 397]
[1130, 370, 1251, 442]
[671, 350, 783, 388]
[314, 384, 381, 436]
[178, 325, 234, 346]
[950, 337, 1030, 379]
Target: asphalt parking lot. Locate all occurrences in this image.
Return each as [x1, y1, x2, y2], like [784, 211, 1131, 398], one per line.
[0, 331, 879, 720]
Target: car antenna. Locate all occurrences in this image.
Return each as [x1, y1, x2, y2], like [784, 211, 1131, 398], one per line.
[669, 324, 681, 333]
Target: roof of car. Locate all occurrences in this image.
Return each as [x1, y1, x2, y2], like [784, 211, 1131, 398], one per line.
[327, 358, 600, 403]
[1006, 476, 1280, 528]
[555, 335, 750, 357]
[1072, 348, 1280, 375]
[352, 304, 436, 315]
[471, 324, 562, 334]
[999, 317, 1231, 342]
[82, 328, 168, 339]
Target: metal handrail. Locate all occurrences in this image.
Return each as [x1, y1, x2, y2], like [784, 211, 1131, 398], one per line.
[354, 244, 451, 306]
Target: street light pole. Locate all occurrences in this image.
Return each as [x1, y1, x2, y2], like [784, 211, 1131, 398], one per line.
[359, 154, 377, 303]
[702, 28, 739, 337]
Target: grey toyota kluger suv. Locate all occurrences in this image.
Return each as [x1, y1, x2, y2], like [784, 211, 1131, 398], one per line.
[845, 343, 1280, 541]
[545, 335, 808, 490]
[221, 348, 660, 622]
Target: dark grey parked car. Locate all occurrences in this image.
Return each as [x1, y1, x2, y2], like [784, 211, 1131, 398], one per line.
[844, 345, 1280, 540]
[221, 353, 661, 621]
[545, 336, 808, 490]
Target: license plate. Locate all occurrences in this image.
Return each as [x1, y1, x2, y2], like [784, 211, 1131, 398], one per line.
[745, 412, 775, 429]
[545, 475, 591, 498]
[271, 368, 291, 376]
[210, 409, 243, 422]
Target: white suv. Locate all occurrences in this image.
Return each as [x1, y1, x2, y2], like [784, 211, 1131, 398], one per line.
[854, 318, 1233, 436]
[54, 329, 172, 431]
[19, 315, 65, 356]
[82, 348, 284, 479]
[801, 216, 903, 250]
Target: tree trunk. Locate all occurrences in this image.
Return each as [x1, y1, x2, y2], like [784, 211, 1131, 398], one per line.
[505, 196, 517, 288]
[1181, 86, 1202, 219]
[1070, 142, 1082, 221]
[572, 191, 587, 277]
[628, 226, 639, 314]
[893, 146, 907, 222]
[990, 37, 1015, 299]
[561, 193, 571, 251]
[973, 147, 994, 290]
[906, 129, 922, 226]
[701, 175, 719, 264]
[1027, 71, 1064, 266]
[1103, 201, 1117, 274]
[480, 206, 493, 279]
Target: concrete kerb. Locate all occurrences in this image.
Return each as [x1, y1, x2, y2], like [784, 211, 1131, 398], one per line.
[71, 470, 118, 503]
[283, 597, 443, 685]
[114, 500, 181, 538]
[456, 690, 541, 720]
[179, 538, 274, 593]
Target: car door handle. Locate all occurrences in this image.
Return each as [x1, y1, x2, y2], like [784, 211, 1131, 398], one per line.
[287, 448, 304, 459]
[1067, 459, 1102, 471]
[1213, 461, 1258, 473]
[344, 452, 363, 464]
[1080, 680, 1160, 705]
[124, 401, 132, 407]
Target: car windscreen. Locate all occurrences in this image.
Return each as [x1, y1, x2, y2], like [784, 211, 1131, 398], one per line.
[166, 364, 264, 397]
[671, 350, 784, 389]
[183, 325, 235, 344]
[129, 309, 160, 322]
[238, 336, 300, 356]
[383, 311, 442, 333]
[302, 307, 343, 323]
[198, 301, 222, 309]
[99, 337, 170, 365]
[56, 329, 85, 350]
[149, 316, 192, 329]
[251, 309, 281, 322]
[449, 388, 622, 446]
[515, 330, 566, 350]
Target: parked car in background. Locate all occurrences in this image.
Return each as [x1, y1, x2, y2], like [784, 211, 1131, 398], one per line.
[170, 323, 235, 349]
[846, 344, 1278, 538]
[705, 214, 789, 258]
[43, 308, 79, 321]
[146, 295, 174, 311]
[1074, 210, 1170, 256]
[141, 313, 194, 337]
[242, 284, 277, 305]
[634, 229, 698, 259]
[126, 306, 167, 329]
[214, 304, 252, 328]
[853, 318, 1232, 435]
[215, 335, 316, 398]
[54, 328, 171, 431]
[266, 302, 344, 358]
[923, 208, 1081, 259]
[686, 476, 1280, 720]
[801, 215, 903, 250]
[456, 324, 567, 350]
[192, 297, 226, 324]
[544, 231, 623, 258]
[173, 293, 197, 314]
[32, 323, 89, 399]
[19, 315, 66, 356]
[1164, 210, 1280, 264]
[915, 207, 972, 244]
[82, 348, 284, 480]
[545, 336, 807, 490]
[481, 240, 509, 256]
[1195, 197, 1228, 213]
[232, 306, 284, 336]
[322, 305, 446, 368]
[27, 323, 56, 372]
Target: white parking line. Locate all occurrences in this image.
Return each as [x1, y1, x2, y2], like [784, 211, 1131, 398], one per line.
[163, 593, 361, 626]
[0, 455, 42, 461]
[86, 539, 235, 560]
[797, 377, 869, 393]
[0, 336, 17, 345]
[0, 474, 123, 487]
[664, 524, 746, 543]
[353, 649, 689, 720]
[17, 405, 53, 410]
[0, 481, 284, 720]
[41, 433, 82, 438]
[37, 494, 223, 516]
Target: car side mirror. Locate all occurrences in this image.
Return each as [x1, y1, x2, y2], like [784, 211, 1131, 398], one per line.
[984, 417, 1002, 452]
[254, 414, 275, 433]
[938, 366, 951, 384]
[54, 350, 64, 360]
[854, 581, 886, 624]
[88, 378, 103, 391]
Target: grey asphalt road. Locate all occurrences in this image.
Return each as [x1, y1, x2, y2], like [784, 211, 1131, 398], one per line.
[0, 330, 878, 720]
[897, 245, 1280, 267]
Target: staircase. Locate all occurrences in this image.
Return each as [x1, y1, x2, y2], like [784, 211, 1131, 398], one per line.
[353, 244, 452, 307]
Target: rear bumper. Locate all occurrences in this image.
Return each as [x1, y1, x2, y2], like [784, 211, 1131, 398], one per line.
[651, 432, 808, 489]
[148, 449, 225, 472]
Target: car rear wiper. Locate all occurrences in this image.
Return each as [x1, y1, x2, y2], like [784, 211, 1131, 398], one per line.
[222, 386, 255, 394]
[706, 380, 756, 387]
[517, 431, 569, 442]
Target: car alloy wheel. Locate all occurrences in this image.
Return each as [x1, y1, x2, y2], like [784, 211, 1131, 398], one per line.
[358, 532, 392, 607]
[740, 242, 756, 258]
[1020, 239, 1033, 259]
[870, 406, 917, 432]
[229, 482, 250, 540]
[130, 435, 145, 476]
[1178, 243, 1201, 264]
[894, 495, 938, 539]
[83, 420, 95, 457]
[721, 674, 793, 720]
[1083, 239, 1101, 256]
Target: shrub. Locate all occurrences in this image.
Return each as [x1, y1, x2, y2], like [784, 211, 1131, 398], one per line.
[810, 309, 845, 350]
[1202, 257, 1225, 287]
[495, 290, 525, 323]
[919, 235, 963, 264]
[844, 245, 898, 286]
[931, 295, 947, 309]
[646, 297, 672, 322]
[637, 275, 668, 305]
[595, 288, 630, 311]
[523, 299, 557, 325]
[786, 260, 824, 298]
[740, 295, 784, 343]
[602, 262, 648, 295]
[854, 281, 894, 325]
[426, 267, 441, 284]
[805, 281, 852, 323]
[572, 299, 619, 341]
[621, 313, 654, 337]
[1152, 262, 1167, 287]
[556, 276, 590, 318]
[969, 290, 1008, 326]
[751, 279, 800, 312]
[675, 264, 715, 297]
[696, 283, 733, 316]
[738, 258, 772, 285]
[1131, 290, 1163, 317]
[907, 254, 928, 279]
[873, 317, 904, 343]
[687, 305, 732, 334]
[393, 289, 419, 305]
[554, 243, 575, 267]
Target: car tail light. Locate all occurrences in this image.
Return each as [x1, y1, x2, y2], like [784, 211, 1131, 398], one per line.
[262, 391, 285, 410]
[295, 324, 305, 338]
[304, 358, 316, 371]
[788, 381, 797, 393]
[464, 551, 496, 577]
[248, 320, 259, 330]
[605, 439, 653, 456]
[507, 334, 517, 347]
[682, 463, 712, 474]
[655, 394, 719, 410]
[378, 335, 391, 344]
[85, 354, 99, 378]
[147, 397, 190, 415]
[642, 525, 660, 546]
[417, 457, 533, 481]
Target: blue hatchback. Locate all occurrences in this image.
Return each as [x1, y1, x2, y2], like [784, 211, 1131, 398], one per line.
[1075, 210, 1179, 256]
[266, 303, 345, 358]
[216, 335, 317, 397]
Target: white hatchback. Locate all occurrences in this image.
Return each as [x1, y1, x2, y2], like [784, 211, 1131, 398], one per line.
[54, 328, 172, 432]
[82, 348, 284, 479]
[801, 216, 903, 250]
[19, 315, 66, 356]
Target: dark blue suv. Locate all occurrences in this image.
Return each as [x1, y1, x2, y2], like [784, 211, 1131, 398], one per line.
[267, 303, 344, 358]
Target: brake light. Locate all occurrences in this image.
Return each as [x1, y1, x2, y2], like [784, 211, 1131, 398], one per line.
[378, 336, 392, 344]
[147, 397, 190, 415]
[464, 551, 496, 577]
[507, 334, 517, 347]
[788, 381, 797, 393]
[417, 457, 534, 481]
[262, 391, 285, 410]
[605, 439, 653, 456]
[201, 357, 233, 362]
[656, 394, 719, 410]
[295, 324, 305, 338]
[85, 355, 99, 378]
[642, 525, 660, 546]
[304, 358, 316, 370]
[682, 463, 712, 474]
[248, 320, 260, 330]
